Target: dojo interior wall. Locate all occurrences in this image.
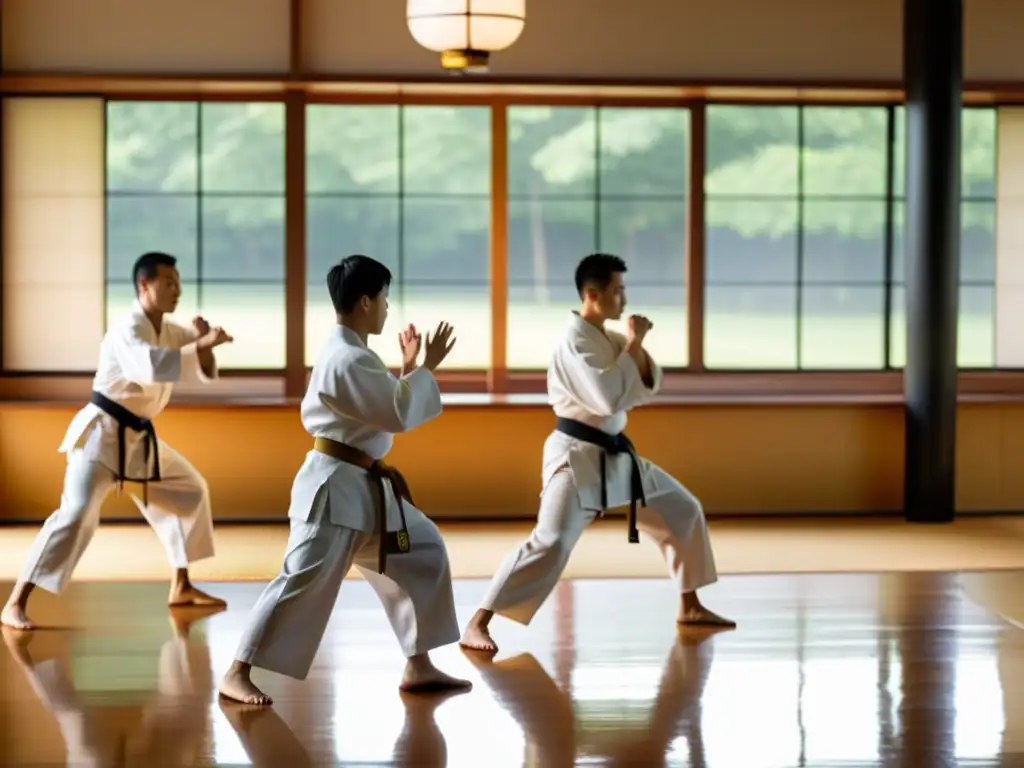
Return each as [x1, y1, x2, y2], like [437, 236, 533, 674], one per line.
[6, 0, 1024, 523]
[3, 401, 1024, 521]
[4, 0, 1024, 82]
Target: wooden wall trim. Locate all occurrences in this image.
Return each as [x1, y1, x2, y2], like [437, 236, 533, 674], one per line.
[488, 103, 509, 393]
[4, 72, 1024, 103]
[283, 92, 307, 398]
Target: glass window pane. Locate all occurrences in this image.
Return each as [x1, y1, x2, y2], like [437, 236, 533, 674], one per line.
[508, 106, 595, 198]
[888, 283, 905, 369]
[305, 105, 399, 194]
[959, 284, 995, 368]
[105, 100, 285, 370]
[597, 108, 688, 197]
[200, 196, 285, 281]
[705, 199, 798, 284]
[962, 107, 997, 199]
[962, 200, 996, 283]
[801, 200, 886, 284]
[705, 106, 799, 197]
[598, 199, 685, 283]
[200, 282, 285, 369]
[106, 195, 198, 282]
[400, 197, 490, 368]
[800, 285, 885, 369]
[892, 106, 905, 199]
[508, 281, 581, 370]
[106, 101, 198, 193]
[402, 198, 489, 284]
[508, 106, 688, 370]
[304, 104, 491, 369]
[802, 107, 888, 197]
[704, 285, 797, 369]
[891, 200, 905, 284]
[888, 284, 994, 369]
[307, 196, 400, 280]
[507, 199, 595, 369]
[402, 106, 490, 195]
[200, 102, 285, 193]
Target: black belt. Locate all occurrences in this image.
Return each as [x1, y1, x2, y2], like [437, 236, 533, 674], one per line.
[89, 391, 161, 506]
[554, 416, 645, 543]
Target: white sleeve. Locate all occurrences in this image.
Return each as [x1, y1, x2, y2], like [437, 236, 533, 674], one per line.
[319, 355, 442, 434]
[564, 335, 663, 416]
[166, 322, 217, 383]
[110, 317, 201, 386]
[634, 347, 663, 405]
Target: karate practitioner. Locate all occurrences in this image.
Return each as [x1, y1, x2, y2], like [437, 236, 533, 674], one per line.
[461, 253, 735, 653]
[218, 254, 471, 706]
[1, 251, 232, 631]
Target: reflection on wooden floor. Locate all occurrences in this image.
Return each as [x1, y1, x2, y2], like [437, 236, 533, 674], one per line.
[2, 571, 1023, 766]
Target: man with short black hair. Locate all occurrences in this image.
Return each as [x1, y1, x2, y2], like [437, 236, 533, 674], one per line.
[219, 254, 470, 706]
[1, 251, 233, 631]
[461, 253, 735, 653]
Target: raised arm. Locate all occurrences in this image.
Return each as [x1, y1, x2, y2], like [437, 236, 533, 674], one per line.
[109, 318, 199, 385]
[560, 328, 664, 416]
[320, 351, 442, 434]
[616, 330, 663, 405]
[166, 321, 219, 383]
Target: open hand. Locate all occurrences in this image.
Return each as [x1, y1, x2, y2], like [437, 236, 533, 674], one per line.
[398, 323, 422, 372]
[422, 322, 456, 371]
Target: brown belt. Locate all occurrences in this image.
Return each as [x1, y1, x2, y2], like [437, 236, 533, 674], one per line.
[313, 436, 412, 574]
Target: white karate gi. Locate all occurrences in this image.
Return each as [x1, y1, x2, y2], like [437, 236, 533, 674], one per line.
[19, 301, 218, 594]
[233, 325, 459, 681]
[481, 312, 718, 624]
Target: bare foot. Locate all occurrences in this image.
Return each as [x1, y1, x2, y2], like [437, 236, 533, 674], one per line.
[219, 663, 273, 706]
[1, 603, 36, 631]
[400, 655, 473, 694]
[169, 584, 227, 608]
[677, 606, 736, 628]
[459, 624, 498, 654]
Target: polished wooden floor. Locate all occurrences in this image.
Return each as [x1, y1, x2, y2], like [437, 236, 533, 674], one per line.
[2, 571, 1023, 767]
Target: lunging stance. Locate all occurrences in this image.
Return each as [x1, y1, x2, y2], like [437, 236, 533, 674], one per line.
[461, 253, 735, 653]
[219, 255, 470, 706]
[1, 251, 233, 631]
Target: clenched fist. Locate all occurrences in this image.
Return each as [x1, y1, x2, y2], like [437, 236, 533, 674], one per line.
[627, 314, 653, 341]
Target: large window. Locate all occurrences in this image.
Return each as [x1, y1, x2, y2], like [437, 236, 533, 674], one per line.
[105, 100, 287, 369]
[304, 104, 491, 369]
[889, 106, 998, 368]
[506, 106, 690, 369]
[4, 95, 1017, 384]
[704, 105, 890, 369]
[705, 104, 998, 371]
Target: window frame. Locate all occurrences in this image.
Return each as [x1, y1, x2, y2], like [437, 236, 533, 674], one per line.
[3, 78, 1024, 403]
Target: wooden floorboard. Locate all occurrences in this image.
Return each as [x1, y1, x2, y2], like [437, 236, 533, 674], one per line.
[5, 516, 1024, 583]
[2, 570, 1023, 766]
